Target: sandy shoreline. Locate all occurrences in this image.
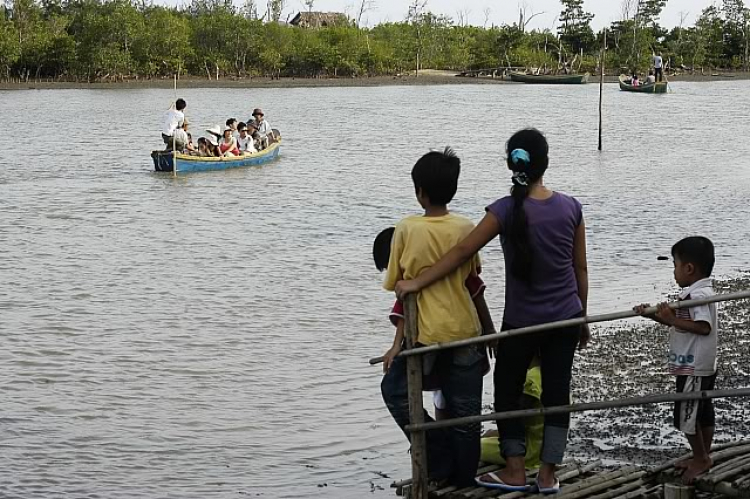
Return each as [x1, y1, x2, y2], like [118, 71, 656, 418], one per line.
[566, 273, 750, 467]
[2, 70, 749, 90]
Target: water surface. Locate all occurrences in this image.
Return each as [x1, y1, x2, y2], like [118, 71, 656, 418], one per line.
[1, 81, 749, 498]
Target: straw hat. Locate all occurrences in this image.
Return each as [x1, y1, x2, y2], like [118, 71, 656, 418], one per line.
[252, 108, 264, 117]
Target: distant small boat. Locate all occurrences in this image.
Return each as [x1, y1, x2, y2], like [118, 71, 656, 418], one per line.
[618, 75, 668, 94]
[509, 72, 589, 84]
[151, 131, 282, 173]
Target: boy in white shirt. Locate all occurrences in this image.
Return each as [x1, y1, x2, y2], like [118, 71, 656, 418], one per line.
[635, 236, 717, 484]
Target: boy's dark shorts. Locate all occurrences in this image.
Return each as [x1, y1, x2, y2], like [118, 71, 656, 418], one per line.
[674, 373, 717, 435]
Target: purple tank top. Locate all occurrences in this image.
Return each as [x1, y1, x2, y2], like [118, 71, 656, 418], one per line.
[486, 192, 583, 327]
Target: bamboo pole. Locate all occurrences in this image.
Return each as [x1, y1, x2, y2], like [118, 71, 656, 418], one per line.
[369, 290, 750, 365]
[598, 28, 606, 152]
[404, 294, 428, 499]
[646, 441, 750, 477]
[172, 74, 178, 177]
[405, 388, 750, 432]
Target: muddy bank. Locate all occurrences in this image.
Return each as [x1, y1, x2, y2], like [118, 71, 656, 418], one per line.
[2, 70, 749, 90]
[565, 273, 750, 467]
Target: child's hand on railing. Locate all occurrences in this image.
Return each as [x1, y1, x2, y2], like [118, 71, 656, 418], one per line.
[633, 303, 654, 317]
[382, 344, 402, 373]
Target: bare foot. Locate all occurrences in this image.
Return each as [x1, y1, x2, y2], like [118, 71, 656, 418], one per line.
[682, 457, 712, 484]
[674, 458, 692, 470]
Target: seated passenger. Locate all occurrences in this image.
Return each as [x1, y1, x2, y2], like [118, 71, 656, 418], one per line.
[632, 74, 640, 87]
[205, 134, 222, 157]
[219, 127, 240, 157]
[194, 137, 211, 157]
[646, 70, 656, 84]
[237, 123, 257, 154]
[226, 118, 239, 139]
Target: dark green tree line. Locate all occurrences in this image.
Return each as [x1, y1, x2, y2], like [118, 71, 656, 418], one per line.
[0, 0, 748, 81]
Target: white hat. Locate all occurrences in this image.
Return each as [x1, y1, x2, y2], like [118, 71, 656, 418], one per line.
[206, 125, 222, 138]
[206, 134, 219, 146]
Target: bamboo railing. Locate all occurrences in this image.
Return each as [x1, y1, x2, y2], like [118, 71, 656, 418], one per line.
[377, 290, 750, 499]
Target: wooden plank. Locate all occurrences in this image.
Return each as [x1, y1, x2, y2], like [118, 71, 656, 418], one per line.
[405, 294, 428, 499]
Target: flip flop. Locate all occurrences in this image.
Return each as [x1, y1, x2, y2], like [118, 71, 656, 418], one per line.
[533, 477, 561, 495]
[475, 472, 530, 491]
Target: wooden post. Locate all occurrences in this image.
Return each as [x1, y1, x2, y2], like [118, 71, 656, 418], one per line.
[598, 28, 606, 152]
[664, 483, 694, 499]
[404, 294, 428, 499]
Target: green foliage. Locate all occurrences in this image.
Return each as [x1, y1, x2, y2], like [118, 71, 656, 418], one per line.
[0, 0, 746, 81]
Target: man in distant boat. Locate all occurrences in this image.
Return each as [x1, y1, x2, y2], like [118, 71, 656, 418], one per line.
[250, 108, 273, 148]
[162, 98, 187, 149]
[653, 53, 664, 82]
[646, 70, 656, 85]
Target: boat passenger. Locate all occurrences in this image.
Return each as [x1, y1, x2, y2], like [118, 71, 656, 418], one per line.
[206, 124, 222, 142]
[631, 74, 640, 87]
[205, 134, 222, 157]
[219, 127, 240, 157]
[172, 121, 189, 152]
[161, 98, 186, 149]
[194, 137, 211, 157]
[237, 123, 257, 154]
[246, 122, 264, 151]
[251, 108, 273, 144]
[646, 70, 656, 84]
[226, 118, 239, 140]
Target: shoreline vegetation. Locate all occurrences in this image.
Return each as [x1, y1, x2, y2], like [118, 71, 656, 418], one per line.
[3, 0, 750, 89]
[3, 70, 750, 90]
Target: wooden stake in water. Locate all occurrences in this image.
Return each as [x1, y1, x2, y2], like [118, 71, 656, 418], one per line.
[172, 74, 178, 177]
[598, 28, 606, 152]
[404, 294, 428, 499]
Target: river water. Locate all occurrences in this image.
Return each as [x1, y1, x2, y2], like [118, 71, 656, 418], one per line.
[1, 81, 749, 498]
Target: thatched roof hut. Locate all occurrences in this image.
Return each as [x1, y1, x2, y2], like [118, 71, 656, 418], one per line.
[289, 11, 348, 28]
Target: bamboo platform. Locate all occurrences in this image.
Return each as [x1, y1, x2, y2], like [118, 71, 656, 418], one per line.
[393, 440, 750, 499]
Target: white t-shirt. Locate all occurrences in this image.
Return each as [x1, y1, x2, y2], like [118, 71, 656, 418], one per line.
[668, 278, 718, 377]
[256, 119, 272, 137]
[162, 109, 184, 136]
[653, 55, 663, 69]
[646, 75, 656, 84]
[172, 129, 189, 149]
[237, 135, 256, 153]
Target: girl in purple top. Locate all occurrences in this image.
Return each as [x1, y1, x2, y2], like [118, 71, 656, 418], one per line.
[396, 129, 590, 493]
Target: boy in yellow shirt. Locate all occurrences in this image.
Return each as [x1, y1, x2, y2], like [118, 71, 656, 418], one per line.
[381, 147, 485, 487]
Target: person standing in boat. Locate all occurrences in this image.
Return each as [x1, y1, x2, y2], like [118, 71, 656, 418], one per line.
[161, 98, 186, 148]
[396, 129, 590, 494]
[250, 108, 273, 147]
[653, 53, 664, 82]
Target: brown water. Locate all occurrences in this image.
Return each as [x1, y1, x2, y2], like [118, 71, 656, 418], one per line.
[1, 82, 749, 498]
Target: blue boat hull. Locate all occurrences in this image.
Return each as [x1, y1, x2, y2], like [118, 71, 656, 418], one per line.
[152, 140, 281, 173]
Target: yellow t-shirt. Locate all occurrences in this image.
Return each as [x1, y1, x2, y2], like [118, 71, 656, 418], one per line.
[383, 213, 481, 345]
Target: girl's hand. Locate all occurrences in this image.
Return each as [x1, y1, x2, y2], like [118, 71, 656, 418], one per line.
[578, 323, 591, 350]
[382, 345, 402, 373]
[395, 279, 420, 300]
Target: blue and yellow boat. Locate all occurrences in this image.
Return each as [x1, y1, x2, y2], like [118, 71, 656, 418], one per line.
[151, 134, 282, 174]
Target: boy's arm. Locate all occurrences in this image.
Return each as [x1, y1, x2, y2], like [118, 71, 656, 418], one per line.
[573, 218, 590, 349]
[654, 302, 712, 336]
[382, 319, 405, 373]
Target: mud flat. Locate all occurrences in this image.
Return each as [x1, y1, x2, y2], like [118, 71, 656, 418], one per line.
[567, 273, 750, 466]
